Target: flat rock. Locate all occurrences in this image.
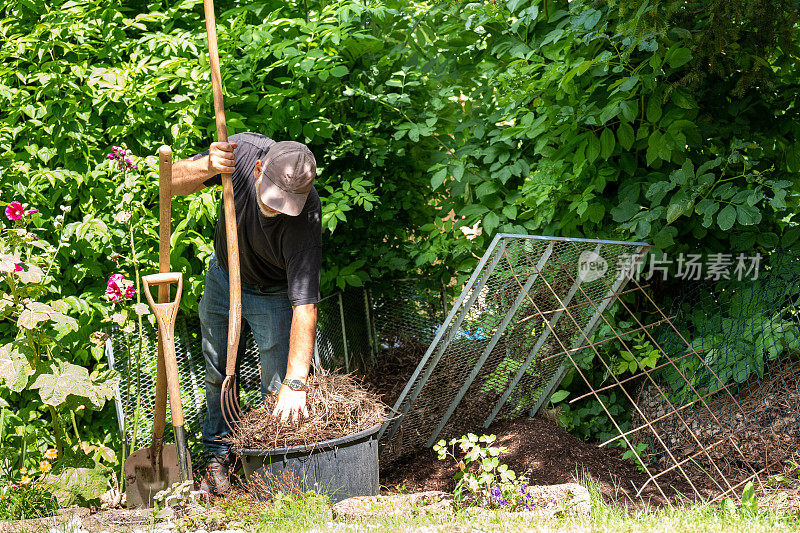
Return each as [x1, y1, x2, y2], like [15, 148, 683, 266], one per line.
[0, 506, 90, 532]
[465, 483, 591, 519]
[332, 491, 454, 520]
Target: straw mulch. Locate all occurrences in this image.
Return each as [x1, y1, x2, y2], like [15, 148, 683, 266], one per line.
[226, 372, 390, 450]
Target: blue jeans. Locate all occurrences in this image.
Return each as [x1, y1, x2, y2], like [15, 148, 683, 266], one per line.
[199, 253, 293, 455]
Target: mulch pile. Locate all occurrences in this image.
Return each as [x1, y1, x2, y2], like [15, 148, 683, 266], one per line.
[380, 415, 708, 507]
[227, 372, 389, 450]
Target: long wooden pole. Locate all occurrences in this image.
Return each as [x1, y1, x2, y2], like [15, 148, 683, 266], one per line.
[203, 0, 242, 382]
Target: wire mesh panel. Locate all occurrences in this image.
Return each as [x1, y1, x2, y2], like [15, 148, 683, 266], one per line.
[378, 234, 649, 460]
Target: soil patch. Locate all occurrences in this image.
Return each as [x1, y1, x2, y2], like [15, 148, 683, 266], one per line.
[359, 341, 428, 407]
[380, 415, 709, 508]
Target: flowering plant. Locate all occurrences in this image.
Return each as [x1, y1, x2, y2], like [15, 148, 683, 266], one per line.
[434, 433, 538, 511]
[0, 198, 118, 505]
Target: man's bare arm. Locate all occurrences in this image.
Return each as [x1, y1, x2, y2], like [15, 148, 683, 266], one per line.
[273, 303, 317, 422]
[171, 141, 238, 196]
[286, 303, 316, 381]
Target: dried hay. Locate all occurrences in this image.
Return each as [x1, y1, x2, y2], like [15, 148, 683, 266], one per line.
[227, 372, 389, 450]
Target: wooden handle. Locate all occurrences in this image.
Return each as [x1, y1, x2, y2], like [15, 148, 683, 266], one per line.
[151, 146, 173, 446]
[142, 272, 184, 427]
[204, 0, 242, 377]
[142, 272, 182, 287]
[142, 273, 183, 319]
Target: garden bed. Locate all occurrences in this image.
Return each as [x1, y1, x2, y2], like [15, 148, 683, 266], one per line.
[380, 415, 706, 507]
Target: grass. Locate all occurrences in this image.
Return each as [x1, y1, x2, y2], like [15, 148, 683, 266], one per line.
[209, 476, 800, 533]
[6, 475, 798, 532]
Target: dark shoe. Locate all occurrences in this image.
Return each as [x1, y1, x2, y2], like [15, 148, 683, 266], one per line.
[200, 454, 231, 495]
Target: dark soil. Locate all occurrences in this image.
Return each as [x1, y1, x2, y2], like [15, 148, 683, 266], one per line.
[380, 415, 714, 508]
[359, 342, 427, 407]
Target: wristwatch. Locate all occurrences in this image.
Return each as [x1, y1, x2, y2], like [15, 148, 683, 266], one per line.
[282, 378, 308, 391]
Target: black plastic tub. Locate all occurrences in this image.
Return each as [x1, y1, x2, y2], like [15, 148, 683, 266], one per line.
[234, 423, 381, 503]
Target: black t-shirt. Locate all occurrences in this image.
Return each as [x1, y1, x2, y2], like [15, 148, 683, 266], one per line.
[194, 132, 321, 306]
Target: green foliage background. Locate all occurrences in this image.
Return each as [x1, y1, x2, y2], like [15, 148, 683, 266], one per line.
[0, 0, 798, 484]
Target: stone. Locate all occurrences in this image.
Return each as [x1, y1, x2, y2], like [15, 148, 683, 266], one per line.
[465, 482, 591, 520]
[332, 491, 454, 520]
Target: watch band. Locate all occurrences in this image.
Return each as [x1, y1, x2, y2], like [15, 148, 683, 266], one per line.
[283, 378, 308, 391]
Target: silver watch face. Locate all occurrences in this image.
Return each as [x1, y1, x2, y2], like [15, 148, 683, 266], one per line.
[284, 378, 307, 391]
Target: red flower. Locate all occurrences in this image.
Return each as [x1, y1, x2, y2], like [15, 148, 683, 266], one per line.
[14, 264, 22, 272]
[5, 201, 23, 221]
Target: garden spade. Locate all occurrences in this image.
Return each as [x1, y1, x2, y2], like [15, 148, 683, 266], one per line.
[124, 146, 193, 508]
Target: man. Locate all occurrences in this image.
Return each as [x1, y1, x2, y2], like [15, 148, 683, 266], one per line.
[172, 132, 321, 494]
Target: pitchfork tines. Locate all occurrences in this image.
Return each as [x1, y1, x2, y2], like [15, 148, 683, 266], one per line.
[221, 374, 241, 432]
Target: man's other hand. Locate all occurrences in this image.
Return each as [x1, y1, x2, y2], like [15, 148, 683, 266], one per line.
[208, 142, 238, 175]
[272, 384, 309, 424]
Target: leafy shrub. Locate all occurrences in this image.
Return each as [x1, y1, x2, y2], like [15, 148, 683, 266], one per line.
[434, 433, 537, 511]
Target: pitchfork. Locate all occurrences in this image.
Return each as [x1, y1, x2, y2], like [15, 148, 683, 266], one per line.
[203, 0, 243, 430]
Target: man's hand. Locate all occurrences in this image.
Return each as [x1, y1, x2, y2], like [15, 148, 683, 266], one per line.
[272, 384, 309, 424]
[208, 141, 238, 176]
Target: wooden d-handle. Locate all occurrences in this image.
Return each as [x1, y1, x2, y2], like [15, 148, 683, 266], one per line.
[142, 272, 183, 309]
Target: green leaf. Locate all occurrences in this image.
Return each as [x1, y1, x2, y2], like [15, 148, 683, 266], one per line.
[329, 65, 349, 78]
[670, 88, 696, 109]
[717, 205, 736, 231]
[0, 343, 33, 392]
[44, 464, 109, 506]
[31, 360, 93, 407]
[781, 227, 800, 247]
[430, 167, 447, 190]
[618, 75, 639, 92]
[611, 202, 640, 222]
[667, 47, 692, 69]
[586, 133, 601, 162]
[483, 212, 500, 235]
[736, 204, 761, 226]
[666, 192, 693, 223]
[646, 95, 662, 123]
[653, 226, 677, 249]
[549, 390, 569, 403]
[617, 123, 634, 150]
[620, 100, 638, 122]
[599, 102, 619, 124]
[600, 128, 615, 159]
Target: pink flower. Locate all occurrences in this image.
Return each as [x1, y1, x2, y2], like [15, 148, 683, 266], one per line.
[106, 274, 125, 303]
[14, 264, 22, 272]
[5, 201, 23, 220]
[25, 209, 38, 215]
[106, 273, 136, 303]
[108, 145, 137, 171]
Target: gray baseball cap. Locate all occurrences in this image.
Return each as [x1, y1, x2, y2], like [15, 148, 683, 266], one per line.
[259, 141, 317, 216]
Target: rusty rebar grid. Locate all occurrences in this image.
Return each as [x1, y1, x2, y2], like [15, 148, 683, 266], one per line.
[546, 243, 749, 500]
[506, 249, 714, 500]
